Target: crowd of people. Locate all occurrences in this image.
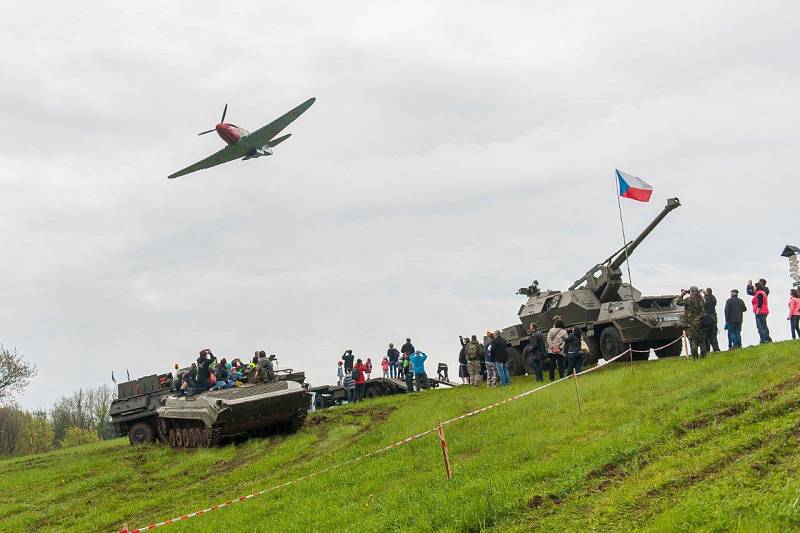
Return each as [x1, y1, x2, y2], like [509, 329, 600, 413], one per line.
[679, 278, 800, 358]
[170, 348, 278, 395]
[336, 339, 434, 402]
[329, 277, 800, 404]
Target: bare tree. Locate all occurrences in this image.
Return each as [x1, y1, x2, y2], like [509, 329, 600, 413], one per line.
[0, 345, 37, 402]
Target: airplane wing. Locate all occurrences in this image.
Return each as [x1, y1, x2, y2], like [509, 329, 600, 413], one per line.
[243, 97, 316, 148]
[167, 143, 249, 179]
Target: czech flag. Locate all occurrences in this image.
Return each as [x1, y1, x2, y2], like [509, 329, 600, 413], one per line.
[616, 169, 653, 202]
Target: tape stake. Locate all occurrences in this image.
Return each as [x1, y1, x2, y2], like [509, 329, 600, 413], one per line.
[572, 369, 581, 415]
[436, 422, 453, 480]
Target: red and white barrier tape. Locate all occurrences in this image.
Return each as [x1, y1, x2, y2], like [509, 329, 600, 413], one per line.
[120, 348, 635, 533]
[628, 336, 685, 353]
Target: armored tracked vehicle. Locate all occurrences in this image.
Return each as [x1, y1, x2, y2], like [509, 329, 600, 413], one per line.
[499, 197, 685, 374]
[110, 364, 308, 446]
[157, 380, 310, 448]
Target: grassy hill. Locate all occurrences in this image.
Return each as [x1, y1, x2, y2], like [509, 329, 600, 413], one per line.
[3, 342, 800, 532]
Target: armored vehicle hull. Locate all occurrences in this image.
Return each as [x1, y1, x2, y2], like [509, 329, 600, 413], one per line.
[157, 380, 310, 448]
[499, 198, 685, 374]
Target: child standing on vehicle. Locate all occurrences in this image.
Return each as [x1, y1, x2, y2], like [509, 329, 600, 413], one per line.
[365, 358, 373, 380]
[381, 356, 389, 378]
[337, 361, 344, 387]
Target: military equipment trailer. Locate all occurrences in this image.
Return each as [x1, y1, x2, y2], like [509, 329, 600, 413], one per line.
[498, 197, 685, 374]
[157, 380, 311, 448]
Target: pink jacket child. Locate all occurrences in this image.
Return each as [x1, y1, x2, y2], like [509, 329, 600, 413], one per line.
[381, 357, 390, 378]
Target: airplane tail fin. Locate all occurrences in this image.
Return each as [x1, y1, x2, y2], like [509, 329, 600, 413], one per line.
[268, 133, 291, 147]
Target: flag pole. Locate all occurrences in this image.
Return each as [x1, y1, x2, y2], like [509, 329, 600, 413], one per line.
[614, 171, 637, 318]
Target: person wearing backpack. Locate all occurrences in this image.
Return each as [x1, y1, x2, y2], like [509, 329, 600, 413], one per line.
[464, 335, 484, 386]
[352, 359, 367, 401]
[546, 319, 568, 381]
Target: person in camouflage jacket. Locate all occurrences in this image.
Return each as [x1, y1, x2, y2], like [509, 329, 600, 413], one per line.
[678, 286, 707, 358]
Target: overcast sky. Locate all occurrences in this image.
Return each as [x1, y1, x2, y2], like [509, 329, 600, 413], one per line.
[2, 1, 798, 409]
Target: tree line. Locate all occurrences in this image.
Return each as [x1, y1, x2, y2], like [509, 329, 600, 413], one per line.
[0, 344, 117, 456]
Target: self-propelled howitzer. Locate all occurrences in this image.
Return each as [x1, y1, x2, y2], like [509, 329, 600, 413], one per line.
[498, 198, 685, 375]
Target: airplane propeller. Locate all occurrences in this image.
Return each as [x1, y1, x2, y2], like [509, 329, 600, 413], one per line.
[197, 104, 229, 135]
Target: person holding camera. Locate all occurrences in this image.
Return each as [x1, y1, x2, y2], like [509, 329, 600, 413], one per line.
[747, 280, 772, 343]
[678, 287, 707, 358]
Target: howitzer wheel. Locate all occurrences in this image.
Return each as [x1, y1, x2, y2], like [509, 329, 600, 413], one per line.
[192, 428, 202, 447]
[201, 427, 211, 447]
[181, 428, 190, 448]
[365, 385, 380, 399]
[599, 327, 624, 362]
[175, 428, 184, 447]
[169, 429, 177, 448]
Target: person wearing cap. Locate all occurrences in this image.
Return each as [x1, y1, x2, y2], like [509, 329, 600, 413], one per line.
[678, 286, 707, 358]
[724, 289, 747, 349]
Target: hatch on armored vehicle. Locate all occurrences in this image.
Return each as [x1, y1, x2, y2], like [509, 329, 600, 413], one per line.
[498, 197, 685, 374]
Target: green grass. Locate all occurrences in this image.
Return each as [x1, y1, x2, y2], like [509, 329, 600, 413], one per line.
[3, 342, 800, 532]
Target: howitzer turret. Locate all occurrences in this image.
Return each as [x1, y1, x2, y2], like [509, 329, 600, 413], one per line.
[496, 198, 685, 375]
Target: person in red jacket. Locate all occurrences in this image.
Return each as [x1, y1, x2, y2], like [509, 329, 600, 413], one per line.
[747, 280, 772, 343]
[352, 359, 367, 402]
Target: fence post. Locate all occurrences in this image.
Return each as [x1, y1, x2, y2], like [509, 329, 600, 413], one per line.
[682, 332, 689, 358]
[572, 369, 582, 414]
[437, 422, 453, 479]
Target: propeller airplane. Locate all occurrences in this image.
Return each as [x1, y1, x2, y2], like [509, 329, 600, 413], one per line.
[167, 97, 316, 179]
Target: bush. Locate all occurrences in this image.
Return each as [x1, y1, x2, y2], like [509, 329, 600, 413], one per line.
[61, 426, 100, 448]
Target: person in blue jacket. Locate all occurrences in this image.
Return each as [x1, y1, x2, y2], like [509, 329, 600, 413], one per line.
[410, 350, 430, 391]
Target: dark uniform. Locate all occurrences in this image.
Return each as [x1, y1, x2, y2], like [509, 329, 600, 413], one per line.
[678, 290, 707, 358]
[702, 292, 721, 353]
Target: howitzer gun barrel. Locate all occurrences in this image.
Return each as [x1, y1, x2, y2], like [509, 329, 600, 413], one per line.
[608, 197, 681, 270]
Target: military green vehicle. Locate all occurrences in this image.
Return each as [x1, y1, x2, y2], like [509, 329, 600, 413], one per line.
[498, 197, 685, 374]
[157, 380, 311, 448]
[110, 366, 308, 446]
[110, 373, 175, 445]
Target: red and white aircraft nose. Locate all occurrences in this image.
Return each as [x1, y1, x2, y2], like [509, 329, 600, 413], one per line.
[215, 124, 241, 145]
